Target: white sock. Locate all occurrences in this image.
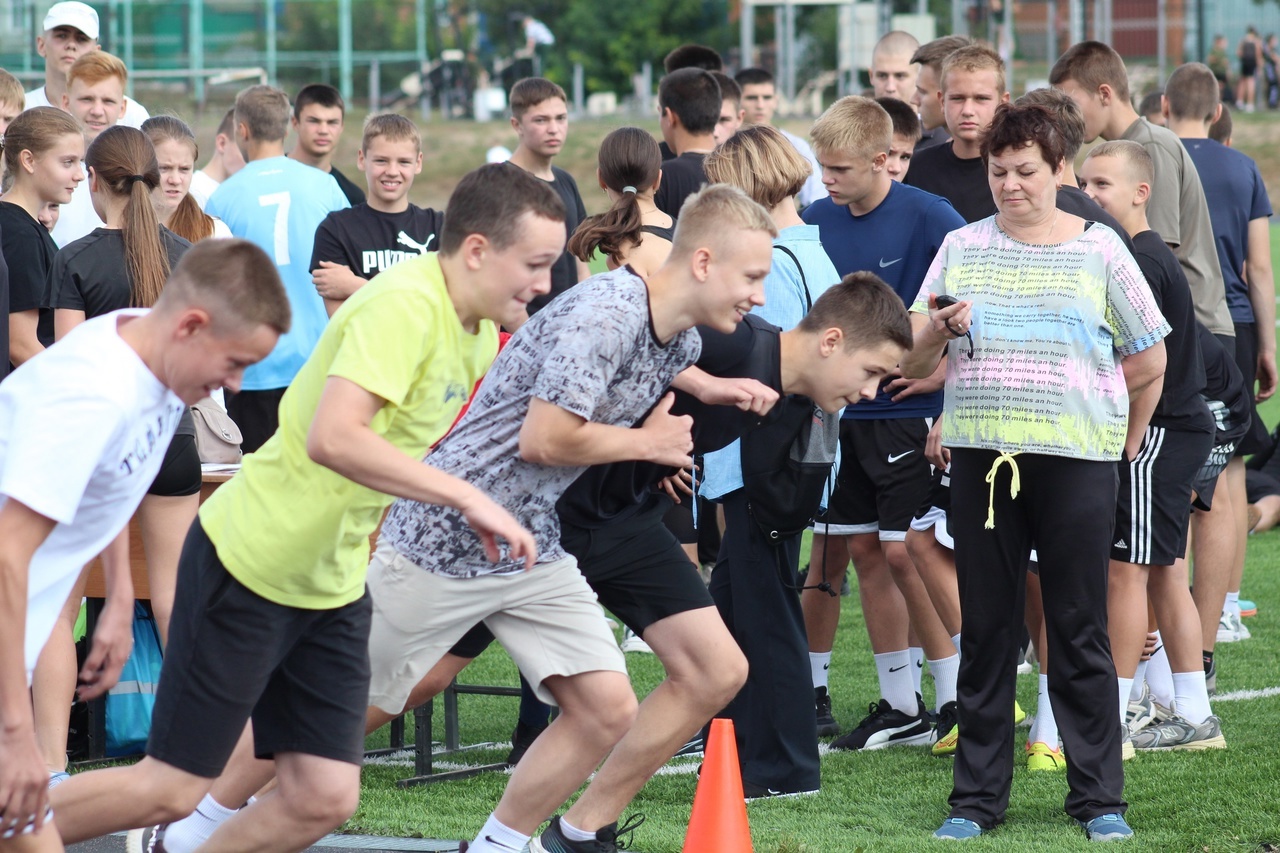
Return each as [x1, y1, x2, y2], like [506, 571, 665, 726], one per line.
[1146, 634, 1175, 708]
[951, 633, 962, 655]
[1030, 672, 1060, 747]
[910, 647, 925, 695]
[160, 794, 238, 853]
[559, 818, 598, 843]
[1132, 659, 1150, 700]
[875, 649, 917, 714]
[469, 814, 529, 853]
[1172, 670, 1213, 725]
[1117, 677, 1135, 726]
[928, 654, 960, 709]
[1225, 591, 1241, 619]
[810, 651, 832, 690]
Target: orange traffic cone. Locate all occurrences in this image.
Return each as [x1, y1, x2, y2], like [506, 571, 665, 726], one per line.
[683, 718, 753, 852]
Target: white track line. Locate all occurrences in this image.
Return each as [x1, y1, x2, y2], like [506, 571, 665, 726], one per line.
[1213, 686, 1280, 702]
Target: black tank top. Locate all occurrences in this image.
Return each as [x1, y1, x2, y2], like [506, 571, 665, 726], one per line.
[640, 223, 675, 242]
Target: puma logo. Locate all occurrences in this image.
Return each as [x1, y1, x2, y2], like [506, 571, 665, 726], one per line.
[397, 231, 434, 254]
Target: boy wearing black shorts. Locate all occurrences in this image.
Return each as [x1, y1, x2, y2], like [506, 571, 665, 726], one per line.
[1081, 140, 1223, 751]
[49, 165, 550, 853]
[310, 113, 444, 315]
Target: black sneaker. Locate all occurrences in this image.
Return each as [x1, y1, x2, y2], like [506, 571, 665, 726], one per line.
[674, 732, 705, 757]
[815, 686, 840, 737]
[830, 697, 932, 751]
[506, 719, 550, 765]
[742, 780, 820, 801]
[528, 814, 645, 852]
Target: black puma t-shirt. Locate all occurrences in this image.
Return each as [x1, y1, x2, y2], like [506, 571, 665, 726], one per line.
[310, 203, 445, 279]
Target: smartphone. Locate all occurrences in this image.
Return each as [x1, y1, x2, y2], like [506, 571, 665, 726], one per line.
[935, 295, 959, 309]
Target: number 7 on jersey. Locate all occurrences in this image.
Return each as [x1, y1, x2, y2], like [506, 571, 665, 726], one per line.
[258, 191, 292, 265]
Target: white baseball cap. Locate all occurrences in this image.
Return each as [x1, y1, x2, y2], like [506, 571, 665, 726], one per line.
[43, 1, 100, 40]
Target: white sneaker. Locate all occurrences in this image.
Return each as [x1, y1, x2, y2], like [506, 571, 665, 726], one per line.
[620, 627, 654, 654]
[1217, 611, 1249, 643]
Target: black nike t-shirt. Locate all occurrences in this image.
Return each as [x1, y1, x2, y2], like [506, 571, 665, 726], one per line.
[556, 314, 781, 529]
[904, 141, 995, 223]
[654, 152, 709, 220]
[310, 203, 445, 279]
[329, 165, 367, 207]
[1131, 230, 1214, 434]
[528, 166, 589, 315]
[0, 202, 59, 371]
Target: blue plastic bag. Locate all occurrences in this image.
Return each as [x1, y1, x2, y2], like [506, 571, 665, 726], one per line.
[105, 602, 163, 757]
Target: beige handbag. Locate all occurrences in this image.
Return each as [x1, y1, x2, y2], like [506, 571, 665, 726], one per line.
[190, 398, 243, 464]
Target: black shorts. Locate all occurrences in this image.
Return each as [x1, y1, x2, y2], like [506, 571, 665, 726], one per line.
[663, 496, 697, 545]
[1112, 426, 1213, 565]
[147, 433, 201, 497]
[1232, 322, 1270, 456]
[1192, 439, 1237, 511]
[812, 417, 934, 540]
[565, 495, 712, 635]
[226, 387, 287, 455]
[147, 522, 373, 777]
[1246, 467, 1280, 504]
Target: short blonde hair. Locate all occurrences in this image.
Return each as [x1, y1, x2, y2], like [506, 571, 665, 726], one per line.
[1086, 139, 1155, 190]
[159, 239, 292, 335]
[234, 84, 291, 143]
[809, 96, 892, 160]
[669, 183, 777, 258]
[362, 113, 421, 153]
[703, 125, 811, 209]
[66, 50, 126, 90]
[940, 44, 1006, 96]
[0, 70, 24, 109]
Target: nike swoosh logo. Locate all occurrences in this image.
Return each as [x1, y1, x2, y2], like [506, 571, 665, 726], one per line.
[887, 451, 915, 463]
[484, 837, 524, 852]
[879, 257, 903, 268]
[823, 663, 830, 670]
[889, 664, 908, 672]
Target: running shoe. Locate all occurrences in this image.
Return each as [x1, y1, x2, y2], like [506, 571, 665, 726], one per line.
[1013, 699, 1027, 726]
[1206, 656, 1218, 696]
[47, 770, 70, 790]
[831, 697, 932, 751]
[815, 686, 840, 737]
[1121, 723, 1135, 761]
[506, 719, 549, 766]
[931, 701, 958, 756]
[933, 818, 985, 840]
[1080, 813, 1134, 842]
[125, 825, 166, 853]
[1132, 714, 1226, 751]
[1125, 682, 1156, 734]
[1025, 740, 1066, 771]
[529, 814, 645, 853]
[742, 781, 820, 801]
[1239, 598, 1258, 618]
[673, 733, 705, 757]
[1216, 611, 1250, 643]
[619, 627, 654, 654]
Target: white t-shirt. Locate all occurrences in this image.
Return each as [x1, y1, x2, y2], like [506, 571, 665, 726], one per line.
[0, 310, 184, 680]
[51, 171, 103, 247]
[23, 85, 151, 129]
[189, 170, 220, 210]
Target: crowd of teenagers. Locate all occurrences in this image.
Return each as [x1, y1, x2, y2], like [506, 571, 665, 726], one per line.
[0, 2, 1276, 850]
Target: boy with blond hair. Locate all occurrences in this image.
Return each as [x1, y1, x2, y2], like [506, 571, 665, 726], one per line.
[905, 44, 1009, 222]
[802, 96, 964, 748]
[310, 113, 444, 315]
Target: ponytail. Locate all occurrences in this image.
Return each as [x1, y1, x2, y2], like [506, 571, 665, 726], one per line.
[566, 127, 661, 265]
[86, 125, 169, 307]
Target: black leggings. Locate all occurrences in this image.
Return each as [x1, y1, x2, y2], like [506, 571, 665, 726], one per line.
[947, 449, 1126, 827]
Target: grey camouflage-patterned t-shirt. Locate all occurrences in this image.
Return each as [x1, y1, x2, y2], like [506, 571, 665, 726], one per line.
[380, 267, 702, 577]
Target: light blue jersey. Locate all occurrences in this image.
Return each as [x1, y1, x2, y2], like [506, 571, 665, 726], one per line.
[207, 156, 349, 390]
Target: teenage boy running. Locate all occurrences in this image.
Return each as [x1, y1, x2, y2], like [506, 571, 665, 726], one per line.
[909, 35, 973, 152]
[1, 239, 287, 853]
[802, 96, 964, 747]
[50, 163, 550, 853]
[507, 78, 589, 314]
[1164, 62, 1275, 651]
[1079, 140, 1224, 752]
[905, 44, 1009, 223]
[50, 50, 128, 247]
[189, 109, 246, 210]
[362, 185, 776, 853]
[288, 84, 365, 206]
[735, 67, 824, 207]
[311, 113, 444, 315]
[206, 84, 349, 453]
[655, 69, 721, 218]
[25, 1, 149, 128]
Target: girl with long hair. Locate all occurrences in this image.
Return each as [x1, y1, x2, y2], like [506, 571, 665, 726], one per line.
[142, 115, 230, 242]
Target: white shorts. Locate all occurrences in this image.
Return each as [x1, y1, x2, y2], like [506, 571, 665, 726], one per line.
[365, 541, 626, 713]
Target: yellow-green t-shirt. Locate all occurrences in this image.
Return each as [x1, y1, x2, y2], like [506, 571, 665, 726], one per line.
[199, 254, 498, 609]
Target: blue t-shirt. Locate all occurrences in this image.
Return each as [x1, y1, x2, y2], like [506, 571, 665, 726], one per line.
[207, 156, 350, 390]
[1183, 138, 1272, 324]
[802, 181, 964, 419]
